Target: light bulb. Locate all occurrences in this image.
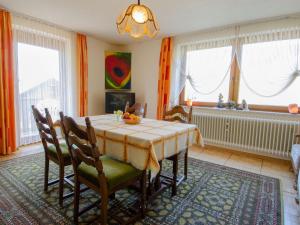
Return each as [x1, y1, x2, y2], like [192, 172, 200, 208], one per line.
[132, 5, 148, 23]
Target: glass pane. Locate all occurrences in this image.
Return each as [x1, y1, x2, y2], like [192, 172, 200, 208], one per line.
[18, 43, 60, 144]
[239, 39, 300, 106]
[184, 46, 233, 102]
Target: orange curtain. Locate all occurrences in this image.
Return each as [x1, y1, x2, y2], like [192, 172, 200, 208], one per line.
[156, 37, 173, 119]
[0, 10, 16, 155]
[77, 33, 88, 117]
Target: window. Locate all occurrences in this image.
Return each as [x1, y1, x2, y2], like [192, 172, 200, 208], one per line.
[17, 43, 61, 145]
[181, 36, 300, 112]
[184, 46, 233, 103]
[239, 39, 300, 106]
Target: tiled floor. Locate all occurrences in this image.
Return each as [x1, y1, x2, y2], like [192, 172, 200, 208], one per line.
[1, 144, 299, 224]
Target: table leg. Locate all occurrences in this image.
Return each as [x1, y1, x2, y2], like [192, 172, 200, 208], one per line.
[172, 154, 178, 196]
[154, 161, 162, 190]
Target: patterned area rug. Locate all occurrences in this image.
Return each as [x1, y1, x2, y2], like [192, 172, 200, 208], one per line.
[0, 152, 282, 225]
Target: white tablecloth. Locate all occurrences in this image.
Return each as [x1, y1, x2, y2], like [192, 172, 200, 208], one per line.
[76, 115, 204, 177]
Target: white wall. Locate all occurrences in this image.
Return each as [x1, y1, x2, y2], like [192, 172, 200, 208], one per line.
[86, 36, 123, 115]
[86, 36, 161, 118]
[124, 39, 162, 118]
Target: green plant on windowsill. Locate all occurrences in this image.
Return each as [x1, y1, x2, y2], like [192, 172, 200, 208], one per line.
[226, 101, 236, 109]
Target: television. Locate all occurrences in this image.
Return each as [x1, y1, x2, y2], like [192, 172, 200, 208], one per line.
[105, 92, 135, 113]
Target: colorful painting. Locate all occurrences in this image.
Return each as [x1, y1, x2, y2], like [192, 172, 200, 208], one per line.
[105, 51, 131, 89]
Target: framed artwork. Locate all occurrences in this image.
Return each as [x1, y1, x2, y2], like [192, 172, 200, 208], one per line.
[105, 51, 131, 90]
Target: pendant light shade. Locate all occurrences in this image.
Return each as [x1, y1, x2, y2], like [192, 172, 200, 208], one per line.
[117, 0, 159, 38]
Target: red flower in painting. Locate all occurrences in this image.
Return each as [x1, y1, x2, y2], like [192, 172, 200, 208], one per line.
[105, 55, 130, 86]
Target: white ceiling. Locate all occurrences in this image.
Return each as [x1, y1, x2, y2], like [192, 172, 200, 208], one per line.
[1, 0, 300, 45]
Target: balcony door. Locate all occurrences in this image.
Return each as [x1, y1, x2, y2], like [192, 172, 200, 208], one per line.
[16, 42, 62, 145]
[12, 17, 75, 146]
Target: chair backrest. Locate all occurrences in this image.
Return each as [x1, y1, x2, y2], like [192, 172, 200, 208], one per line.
[163, 105, 193, 124]
[60, 113, 104, 179]
[32, 105, 63, 159]
[125, 101, 147, 118]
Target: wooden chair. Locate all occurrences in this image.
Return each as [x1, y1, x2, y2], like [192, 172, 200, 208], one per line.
[60, 113, 146, 225]
[162, 105, 193, 196]
[125, 101, 147, 118]
[32, 105, 73, 207]
[163, 105, 192, 124]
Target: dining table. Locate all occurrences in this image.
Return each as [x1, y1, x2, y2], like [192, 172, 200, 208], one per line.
[75, 114, 204, 180]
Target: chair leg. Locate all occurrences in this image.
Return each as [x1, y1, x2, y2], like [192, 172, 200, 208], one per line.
[101, 194, 108, 225]
[172, 154, 178, 196]
[140, 171, 146, 218]
[184, 148, 188, 180]
[73, 178, 80, 225]
[44, 157, 49, 192]
[59, 165, 64, 207]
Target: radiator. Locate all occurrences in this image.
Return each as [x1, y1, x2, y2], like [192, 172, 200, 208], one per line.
[192, 108, 300, 159]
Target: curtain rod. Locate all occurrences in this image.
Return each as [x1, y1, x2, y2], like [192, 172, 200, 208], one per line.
[0, 6, 79, 34]
[175, 13, 300, 39]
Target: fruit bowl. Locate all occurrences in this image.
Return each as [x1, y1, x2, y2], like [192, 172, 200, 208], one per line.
[123, 118, 141, 125]
[122, 113, 141, 125]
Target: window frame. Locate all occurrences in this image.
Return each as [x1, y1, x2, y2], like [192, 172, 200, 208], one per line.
[180, 40, 298, 113]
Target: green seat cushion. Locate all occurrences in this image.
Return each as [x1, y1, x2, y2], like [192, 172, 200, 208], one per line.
[78, 155, 142, 190]
[47, 142, 71, 163]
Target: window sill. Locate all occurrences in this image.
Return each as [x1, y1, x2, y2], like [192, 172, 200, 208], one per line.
[183, 105, 300, 121]
[181, 102, 297, 114]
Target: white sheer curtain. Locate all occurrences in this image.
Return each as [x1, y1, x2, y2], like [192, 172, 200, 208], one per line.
[170, 36, 235, 105]
[170, 45, 188, 106]
[237, 28, 300, 100]
[12, 15, 76, 146]
[185, 46, 233, 101]
[239, 39, 300, 97]
[171, 21, 300, 106]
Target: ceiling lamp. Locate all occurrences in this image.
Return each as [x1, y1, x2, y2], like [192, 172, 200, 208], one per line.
[116, 0, 159, 38]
